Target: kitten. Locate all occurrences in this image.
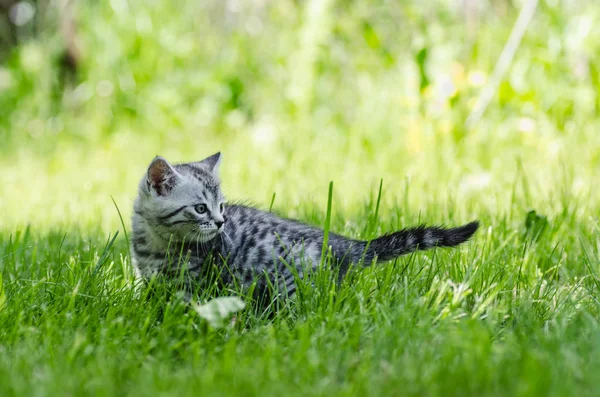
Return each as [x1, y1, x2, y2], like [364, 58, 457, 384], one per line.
[131, 153, 479, 300]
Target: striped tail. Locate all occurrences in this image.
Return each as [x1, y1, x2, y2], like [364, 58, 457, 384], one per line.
[364, 221, 479, 262]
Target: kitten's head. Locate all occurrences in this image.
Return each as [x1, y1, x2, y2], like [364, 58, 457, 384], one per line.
[136, 152, 226, 243]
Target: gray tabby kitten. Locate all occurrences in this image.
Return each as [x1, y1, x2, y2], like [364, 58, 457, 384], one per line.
[131, 153, 479, 300]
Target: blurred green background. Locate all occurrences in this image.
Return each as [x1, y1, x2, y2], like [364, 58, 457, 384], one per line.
[0, 0, 598, 231]
[3, 2, 600, 395]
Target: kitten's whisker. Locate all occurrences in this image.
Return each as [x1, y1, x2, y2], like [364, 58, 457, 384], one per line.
[220, 232, 231, 253]
[222, 230, 234, 251]
[202, 237, 210, 255]
[178, 230, 193, 255]
[195, 229, 209, 256]
[194, 229, 203, 257]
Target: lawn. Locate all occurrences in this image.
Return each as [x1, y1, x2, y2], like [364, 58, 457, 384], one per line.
[1, 0, 600, 395]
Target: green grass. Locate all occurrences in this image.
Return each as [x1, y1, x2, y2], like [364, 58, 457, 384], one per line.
[2, 0, 600, 395]
[2, 202, 600, 396]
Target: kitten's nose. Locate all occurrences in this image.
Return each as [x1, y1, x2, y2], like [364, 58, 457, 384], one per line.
[214, 220, 224, 228]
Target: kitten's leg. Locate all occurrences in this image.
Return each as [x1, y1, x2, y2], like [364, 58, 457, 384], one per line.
[131, 258, 146, 299]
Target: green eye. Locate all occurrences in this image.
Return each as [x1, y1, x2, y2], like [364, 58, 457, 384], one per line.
[195, 204, 207, 214]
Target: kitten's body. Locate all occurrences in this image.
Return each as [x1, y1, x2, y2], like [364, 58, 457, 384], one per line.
[131, 153, 479, 299]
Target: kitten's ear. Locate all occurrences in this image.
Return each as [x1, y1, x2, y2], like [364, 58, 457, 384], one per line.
[195, 152, 222, 174]
[146, 156, 180, 196]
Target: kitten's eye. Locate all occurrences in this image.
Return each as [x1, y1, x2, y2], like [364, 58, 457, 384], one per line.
[219, 203, 224, 213]
[195, 204, 207, 214]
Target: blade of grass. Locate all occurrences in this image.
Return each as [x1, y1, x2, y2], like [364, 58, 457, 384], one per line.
[111, 195, 130, 254]
[93, 231, 119, 275]
[320, 181, 334, 267]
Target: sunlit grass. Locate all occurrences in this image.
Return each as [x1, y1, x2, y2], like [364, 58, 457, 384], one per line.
[1, 0, 600, 395]
[1, 184, 599, 395]
[1, 120, 598, 234]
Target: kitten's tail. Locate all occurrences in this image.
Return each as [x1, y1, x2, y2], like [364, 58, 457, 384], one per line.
[359, 221, 480, 263]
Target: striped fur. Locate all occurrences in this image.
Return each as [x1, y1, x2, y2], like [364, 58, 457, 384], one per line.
[131, 153, 479, 299]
